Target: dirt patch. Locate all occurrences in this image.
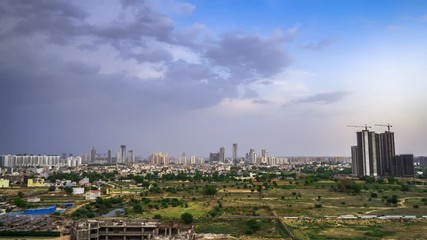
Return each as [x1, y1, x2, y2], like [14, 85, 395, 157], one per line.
[318, 227, 365, 238]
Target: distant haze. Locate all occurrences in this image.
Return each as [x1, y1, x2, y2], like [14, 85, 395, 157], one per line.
[1, 0, 426, 157]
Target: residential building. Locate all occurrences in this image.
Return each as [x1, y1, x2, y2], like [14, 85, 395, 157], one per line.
[0, 178, 9, 188]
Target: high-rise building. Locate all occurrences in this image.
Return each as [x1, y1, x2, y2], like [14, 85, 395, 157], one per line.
[117, 145, 126, 164]
[376, 131, 395, 176]
[232, 143, 238, 161]
[392, 154, 414, 177]
[248, 148, 256, 164]
[150, 152, 169, 165]
[351, 127, 412, 177]
[127, 150, 134, 164]
[354, 130, 377, 176]
[219, 147, 225, 162]
[351, 146, 358, 176]
[90, 146, 96, 162]
[209, 153, 220, 162]
[107, 150, 112, 164]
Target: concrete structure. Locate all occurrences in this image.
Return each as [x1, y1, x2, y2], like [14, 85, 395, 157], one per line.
[71, 219, 195, 240]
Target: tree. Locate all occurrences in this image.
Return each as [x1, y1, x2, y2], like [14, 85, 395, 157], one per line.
[203, 185, 217, 197]
[17, 191, 24, 198]
[153, 214, 162, 220]
[387, 195, 399, 205]
[245, 219, 261, 234]
[64, 186, 73, 195]
[181, 212, 193, 224]
[13, 198, 26, 208]
[133, 204, 144, 214]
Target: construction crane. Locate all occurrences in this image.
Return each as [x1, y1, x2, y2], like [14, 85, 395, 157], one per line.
[375, 123, 392, 131]
[347, 124, 372, 131]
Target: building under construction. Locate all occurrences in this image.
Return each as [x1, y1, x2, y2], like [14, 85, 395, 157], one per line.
[71, 219, 195, 240]
[350, 124, 414, 177]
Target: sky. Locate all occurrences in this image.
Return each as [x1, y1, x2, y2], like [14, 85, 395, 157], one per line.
[0, 0, 427, 157]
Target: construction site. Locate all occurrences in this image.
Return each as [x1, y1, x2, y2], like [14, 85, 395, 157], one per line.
[71, 219, 196, 240]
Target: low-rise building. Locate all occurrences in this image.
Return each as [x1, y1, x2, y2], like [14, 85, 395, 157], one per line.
[0, 178, 10, 188]
[27, 178, 48, 187]
[85, 190, 101, 200]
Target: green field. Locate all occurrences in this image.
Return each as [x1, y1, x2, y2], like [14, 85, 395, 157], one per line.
[3, 174, 427, 239]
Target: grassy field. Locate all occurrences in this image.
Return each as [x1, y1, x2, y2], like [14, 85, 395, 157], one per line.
[3, 177, 427, 239]
[287, 219, 427, 240]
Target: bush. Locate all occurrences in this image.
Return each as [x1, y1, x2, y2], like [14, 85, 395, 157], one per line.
[371, 192, 378, 198]
[48, 186, 56, 191]
[64, 186, 73, 195]
[181, 212, 193, 224]
[13, 198, 27, 208]
[246, 219, 261, 233]
[153, 214, 162, 220]
[133, 204, 144, 213]
[314, 203, 322, 208]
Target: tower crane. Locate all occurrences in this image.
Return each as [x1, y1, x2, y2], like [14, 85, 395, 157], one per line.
[375, 123, 392, 131]
[347, 124, 372, 131]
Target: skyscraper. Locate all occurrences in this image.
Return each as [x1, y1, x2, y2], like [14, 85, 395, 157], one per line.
[232, 143, 238, 161]
[248, 148, 256, 164]
[127, 150, 134, 164]
[353, 130, 377, 176]
[107, 149, 112, 164]
[351, 126, 407, 177]
[351, 146, 358, 176]
[118, 145, 126, 164]
[376, 131, 395, 176]
[90, 146, 96, 162]
[219, 147, 225, 162]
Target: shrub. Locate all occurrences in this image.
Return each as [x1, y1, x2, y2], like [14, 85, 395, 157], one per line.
[181, 213, 193, 224]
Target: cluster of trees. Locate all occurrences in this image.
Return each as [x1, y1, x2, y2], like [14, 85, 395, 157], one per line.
[334, 179, 362, 194]
[71, 196, 124, 219]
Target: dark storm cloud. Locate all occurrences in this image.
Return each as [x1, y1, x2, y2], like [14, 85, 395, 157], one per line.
[0, 0, 89, 44]
[291, 91, 351, 105]
[0, 0, 296, 154]
[206, 33, 292, 83]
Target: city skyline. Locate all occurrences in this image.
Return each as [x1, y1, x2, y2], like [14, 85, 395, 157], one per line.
[1, 0, 427, 157]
